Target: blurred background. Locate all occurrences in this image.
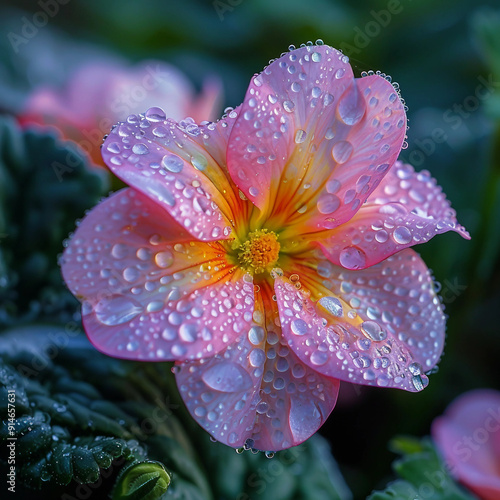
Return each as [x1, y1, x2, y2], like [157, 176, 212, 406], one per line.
[0, 0, 499, 498]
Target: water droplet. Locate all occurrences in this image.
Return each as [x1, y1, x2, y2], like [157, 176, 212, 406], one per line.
[318, 296, 343, 317]
[312, 86, 322, 98]
[249, 348, 266, 367]
[155, 250, 174, 268]
[412, 374, 425, 391]
[111, 243, 128, 259]
[107, 142, 120, 154]
[94, 295, 143, 326]
[291, 319, 308, 336]
[202, 362, 253, 393]
[393, 226, 412, 244]
[123, 266, 140, 282]
[339, 246, 366, 270]
[331, 141, 353, 164]
[326, 178, 341, 194]
[360, 321, 386, 341]
[310, 350, 328, 366]
[323, 93, 334, 106]
[294, 129, 307, 144]
[337, 82, 366, 125]
[283, 100, 295, 112]
[317, 193, 340, 214]
[248, 326, 265, 345]
[289, 398, 321, 442]
[375, 230, 389, 243]
[191, 154, 208, 171]
[132, 143, 149, 155]
[179, 323, 197, 343]
[162, 154, 184, 173]
[145, 107, 166, 122]
[325, 127, 335, 140]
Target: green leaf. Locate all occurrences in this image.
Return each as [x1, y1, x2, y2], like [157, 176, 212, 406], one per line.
[368, 437, 477, 500]
[112, 460, 170, 500]
[0, 116, 108, 327]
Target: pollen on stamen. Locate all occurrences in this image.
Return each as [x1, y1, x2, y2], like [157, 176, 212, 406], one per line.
[237, 229, 280, 274]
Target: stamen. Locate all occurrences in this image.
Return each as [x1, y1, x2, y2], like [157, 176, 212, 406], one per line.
[238, 229, 280, 274]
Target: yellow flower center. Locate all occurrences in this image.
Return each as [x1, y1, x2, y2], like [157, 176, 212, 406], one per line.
[237, 229, 280, 274]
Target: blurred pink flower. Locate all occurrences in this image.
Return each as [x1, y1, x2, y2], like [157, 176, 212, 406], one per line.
[433, 390, 500, 500]
[19, 60, 222, 167]
[61, 44, 469, 451]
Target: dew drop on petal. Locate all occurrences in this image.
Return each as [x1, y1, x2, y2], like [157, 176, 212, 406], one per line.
[202, 362, 253, 393]
[360, 321, 387, 341]
[155, 250, 174, 268]
[249, 348, 266, 367]
[145, 107, 166, 122]
[291, 319, 308, 336]
[179, 323, 198, 343]
[311, 51, 321, 62]
[111, 243, 128, 259]
[294, 129, 307, 144]
[123, 266, 140, 282]
[318, 296, 343, 317]
[317, 193, 340, 214]
[132, 143, 149, 155]
[310, 351, 328, 366]
[337, 82, 366, 126]
[248, 326, 265, 345]
[162, 154, 184, 173]
[323, 93, 334, 106]
[283, 100, 295, 112]
[324, 128, 335, 140]
[191, 154, 208, 171]
[326, 179, 341, 194]
[331, 141, 353, 164]
[339, 246, 366, 270]
[393, 226, 412, 244]
[289, 398, 322, 442]
[375, 230, 389, 243]
[94, 295, 143, 326]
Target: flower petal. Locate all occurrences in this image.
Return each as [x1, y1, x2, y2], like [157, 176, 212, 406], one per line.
[227, 45, 406, 233]
[176, 285, 339, 451]
[101, 108, 243, 241]
[432, 390, 500, 500]
[317, 161, 470, 269]
[61, 188, 255, 361]
[275, 248, 445, 392]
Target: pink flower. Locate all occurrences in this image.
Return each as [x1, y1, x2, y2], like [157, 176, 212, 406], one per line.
[19, 60, 221, 167]
[61, 44, 469, 451]
[432, 390, 500, 500]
